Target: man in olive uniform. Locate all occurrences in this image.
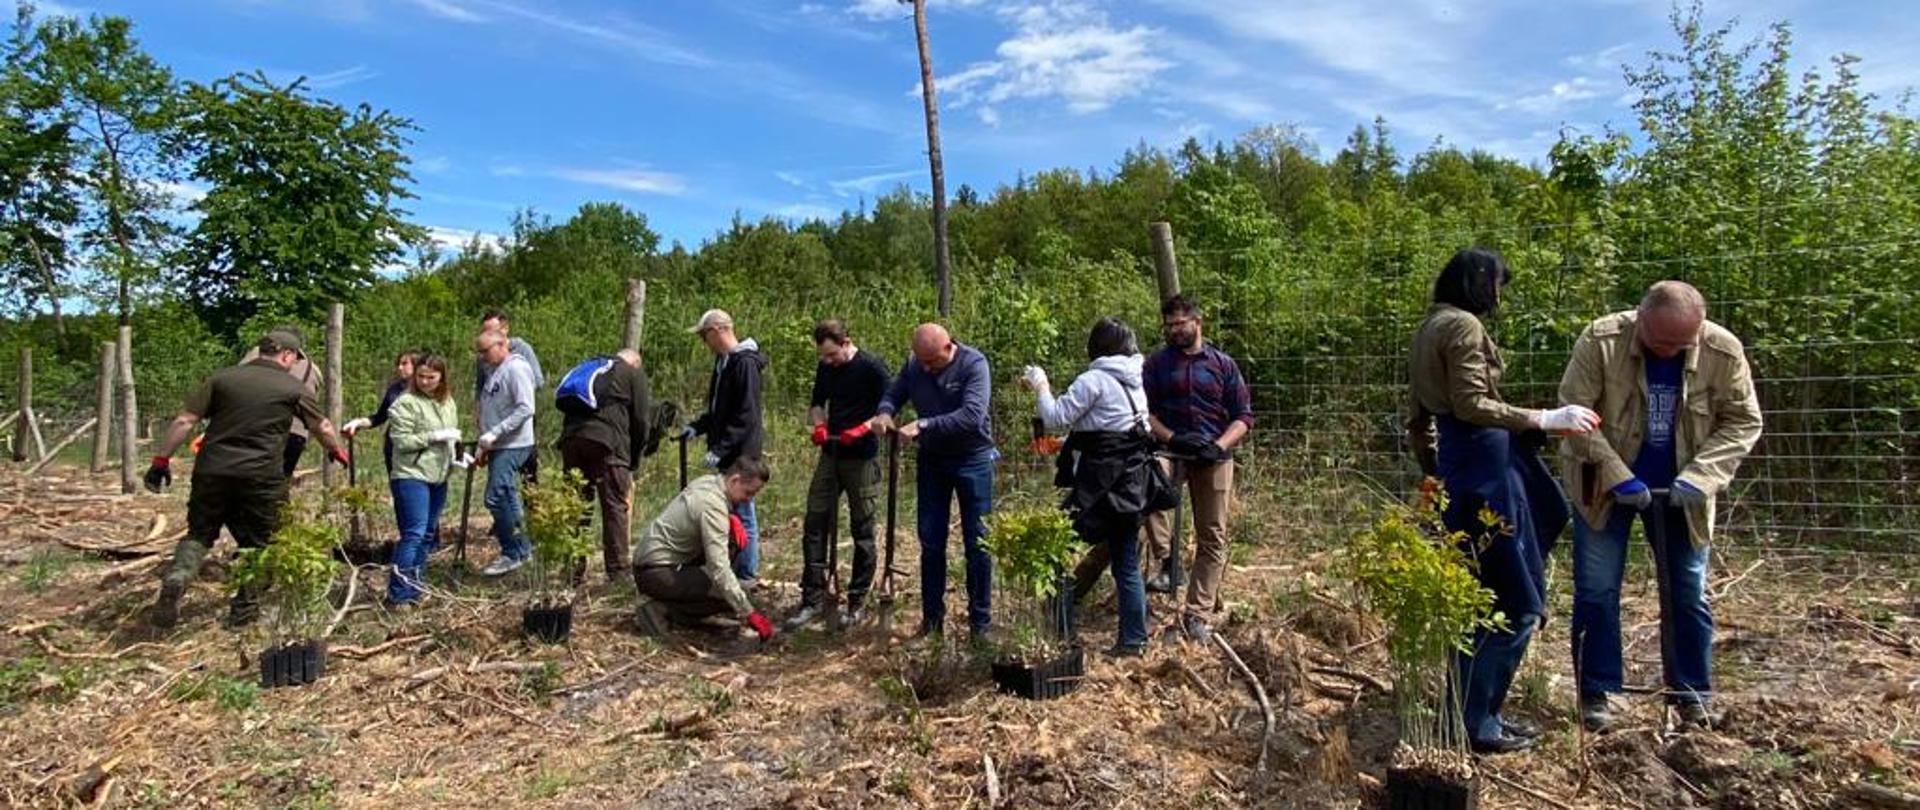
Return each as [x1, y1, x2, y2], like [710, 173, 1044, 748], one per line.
[144, 329, 349, 629]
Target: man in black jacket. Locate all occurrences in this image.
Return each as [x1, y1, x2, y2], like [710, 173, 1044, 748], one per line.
[787, 319, 890, 629]
[682, 309, 768, 584]
[558, 349, 652, 581]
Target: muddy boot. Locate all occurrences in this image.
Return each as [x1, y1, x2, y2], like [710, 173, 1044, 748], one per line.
[224, 585, 261, 629]
[1580, 692, 1615, 733]
[634, 597, 672, 639]
[148, 539, 210, 629]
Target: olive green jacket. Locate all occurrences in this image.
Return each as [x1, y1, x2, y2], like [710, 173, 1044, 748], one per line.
[634, 474, 753, 617]
[386, 392, 458, 484]
[1405, 303, 1537, 475]
[1556, 310, 1764, 546]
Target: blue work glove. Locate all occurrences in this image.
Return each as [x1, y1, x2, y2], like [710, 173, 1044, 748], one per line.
[1670, 478, 1709, 508]
[1611, 478, 1653, 510]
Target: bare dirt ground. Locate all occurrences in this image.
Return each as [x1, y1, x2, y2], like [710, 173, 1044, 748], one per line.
[1, 463, 1917, 809]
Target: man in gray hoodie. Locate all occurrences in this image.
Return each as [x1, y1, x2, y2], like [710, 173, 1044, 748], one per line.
[475, 328, 538, 575]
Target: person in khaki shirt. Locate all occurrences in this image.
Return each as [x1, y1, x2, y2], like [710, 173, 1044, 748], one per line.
[1405, 248, 1600, 755]
[1558, 281, 1762, 732]
[631, 458, 775, 644]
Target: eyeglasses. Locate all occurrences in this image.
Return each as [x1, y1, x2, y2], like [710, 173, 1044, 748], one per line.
[1162, 317, 1198, 329]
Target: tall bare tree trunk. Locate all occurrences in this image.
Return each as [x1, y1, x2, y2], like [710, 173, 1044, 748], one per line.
[907, 0, 954, 317]
[117, 325, 137, 494]
[93, 341, 115, 472]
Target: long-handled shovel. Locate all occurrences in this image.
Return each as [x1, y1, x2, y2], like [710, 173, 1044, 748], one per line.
[456, 440, 477, 578]
[346, 431, 369, 550]
[678, 433, 689, 490]
[1645, 488, 1682, 720]
[879, 432, 900, 634]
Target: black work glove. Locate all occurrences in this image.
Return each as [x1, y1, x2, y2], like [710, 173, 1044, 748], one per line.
[144, 456, 172, 493]
[1168, 432, 1211, 459]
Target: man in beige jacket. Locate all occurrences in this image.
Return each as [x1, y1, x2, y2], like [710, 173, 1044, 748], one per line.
[1558, 281, 1763, 732]
[631, 458, 775, 644]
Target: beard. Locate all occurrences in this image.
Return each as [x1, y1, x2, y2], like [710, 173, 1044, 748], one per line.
[1166, 331, 1199, 350]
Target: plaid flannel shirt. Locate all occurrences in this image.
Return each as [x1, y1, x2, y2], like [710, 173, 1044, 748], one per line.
[1143, 342, 1254, 441]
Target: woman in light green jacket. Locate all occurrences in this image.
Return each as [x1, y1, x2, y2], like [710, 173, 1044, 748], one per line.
[386, 354, 460, 608]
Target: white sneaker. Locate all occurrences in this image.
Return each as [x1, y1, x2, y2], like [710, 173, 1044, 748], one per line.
[783, 604, 824, 631]
[481, 556, 525, 577]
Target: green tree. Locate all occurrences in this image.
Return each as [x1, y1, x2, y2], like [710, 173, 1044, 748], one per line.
[0, 4, 78, 333]
[177, 71, 424, 339]
[30, 8, 182, 325]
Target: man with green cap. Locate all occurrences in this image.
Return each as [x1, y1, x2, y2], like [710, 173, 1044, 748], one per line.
[143, 328, 350, 629]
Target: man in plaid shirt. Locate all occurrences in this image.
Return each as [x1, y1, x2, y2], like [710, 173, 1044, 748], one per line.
[1142, 294, 1253, 642]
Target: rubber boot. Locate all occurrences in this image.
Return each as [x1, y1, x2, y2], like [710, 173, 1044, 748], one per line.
[149, 538, 210, 629]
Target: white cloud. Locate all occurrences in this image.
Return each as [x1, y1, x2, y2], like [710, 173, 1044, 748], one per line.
[774, 203, 842, 221]
[153, 180, 208, 203]
[414, 155, 452, 175]
[936, 2, 1172, 120]
[773, 171, 810, 189]
[847, 0, 988, 22]
[1503, 77, 1604, 114]
[551, 167, 688, 195]
[828, 169, 919, 197]
[402, 0, 487, 23]
[423, 225, 505, 251]
[304, 65, 379, 90]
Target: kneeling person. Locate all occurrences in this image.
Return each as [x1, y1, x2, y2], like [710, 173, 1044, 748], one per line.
[632, 458, 776, 643]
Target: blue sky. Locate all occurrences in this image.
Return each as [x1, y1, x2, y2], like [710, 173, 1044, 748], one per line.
[36, 0, 1920, 251]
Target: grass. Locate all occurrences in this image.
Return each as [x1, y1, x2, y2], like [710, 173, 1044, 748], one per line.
[687, 675, 734, 716]
[169, 672, 260, 712]
[525, 768, 572, 801]
[0, 656, 91, 707]
[518, 661, 563, 702]
[17, 549, 72, 593]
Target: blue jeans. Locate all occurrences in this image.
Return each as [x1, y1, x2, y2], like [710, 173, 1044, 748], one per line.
[917, 453, 994, 632]
[1571, 505, 1713, 704]
[731, 498, 760, 582]
[1105, 513, 1148, 648]
[388, 478, 447, 604]
[1454, 614, 1538, 744]
[484, 446, 532, 561]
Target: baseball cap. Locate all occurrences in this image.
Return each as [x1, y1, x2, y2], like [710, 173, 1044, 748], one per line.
[688, 309, 734, 334]
[262, 328, 306, 356]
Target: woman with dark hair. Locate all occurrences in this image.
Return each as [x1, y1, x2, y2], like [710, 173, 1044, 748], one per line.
[342, 348, 429, 472]
[1407, 248, 1600, 753]
[384, 354, 461, 609]
[1020, 317, 1157, 657]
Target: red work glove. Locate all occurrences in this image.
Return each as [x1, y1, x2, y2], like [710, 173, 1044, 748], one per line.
[329, 446, 350, 466]
[837, 422, 871, 447]
[729, 514, 749, 554]
[745, 611, 774, 642]
[189, 434, 204, 454]
[810, 423, 829, 447]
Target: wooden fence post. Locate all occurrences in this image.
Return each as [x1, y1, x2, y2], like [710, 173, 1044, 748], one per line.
[1150, 221, 1180, 303]
[117, 325, 138, 494]
[11, 347, 30, 462]
[324, 303, 344, 487]
[93, 341, 115, 472]
[621, 278, 647, 353]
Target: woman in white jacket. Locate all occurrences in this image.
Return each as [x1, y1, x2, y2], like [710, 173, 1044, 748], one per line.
[1022, 318, 1156, 656]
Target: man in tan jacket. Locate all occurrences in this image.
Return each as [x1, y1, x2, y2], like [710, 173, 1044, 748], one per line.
[631, 458, 775, 644]
[1558, 281, 1763, 732]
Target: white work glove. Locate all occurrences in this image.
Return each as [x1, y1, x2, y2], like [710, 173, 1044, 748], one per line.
[341, 417, 372, 437]
[1533, 405, 1601, 435]
[451, 452, 475, 470]
[702, 451, 720, 469]
[477, 431, 498, 451]
[428, 427, 462, 443]
[1020, 365, 1049, 392]
[678, 425, 699, 441]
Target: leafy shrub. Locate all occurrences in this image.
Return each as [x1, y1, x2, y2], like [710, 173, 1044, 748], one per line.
[521, 468, 594, 606]
[980, 504, 1081, 660]
[1347, 479, 1505, 758]
[230, 499, 342, 644]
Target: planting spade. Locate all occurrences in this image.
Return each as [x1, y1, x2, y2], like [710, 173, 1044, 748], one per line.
[346, 431, 368, 548]
[879, 432, 900, 635]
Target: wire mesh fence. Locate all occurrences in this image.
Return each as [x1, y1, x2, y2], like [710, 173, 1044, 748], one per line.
[1173, 193, 1920, 562]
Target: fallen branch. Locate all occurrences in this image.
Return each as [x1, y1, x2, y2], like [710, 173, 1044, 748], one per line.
[1213, 634, 1274, 772]
[983, 753, 1002, 808]
[33, 636, 163, 662]
[322, 562, 361, 638]
[1147, 657, 1217, 699]
[1484, 768, 1575, 810]
[436, 683, 542, 727]
[1309, 666, 1390, 694]
[554, 659, 656, 696]
[1709, 558, 1764, 601]
[333, 634, 429, 660]
[26, 418, 97, 475]
[1848, 782, 1920, 809]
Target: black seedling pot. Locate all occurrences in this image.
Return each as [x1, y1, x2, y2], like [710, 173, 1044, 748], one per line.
[1386, 767, 1478, 810]
[522, 604, 574, 643]
[258, 639, 328, 689]
[990, 645, 1084, 701]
